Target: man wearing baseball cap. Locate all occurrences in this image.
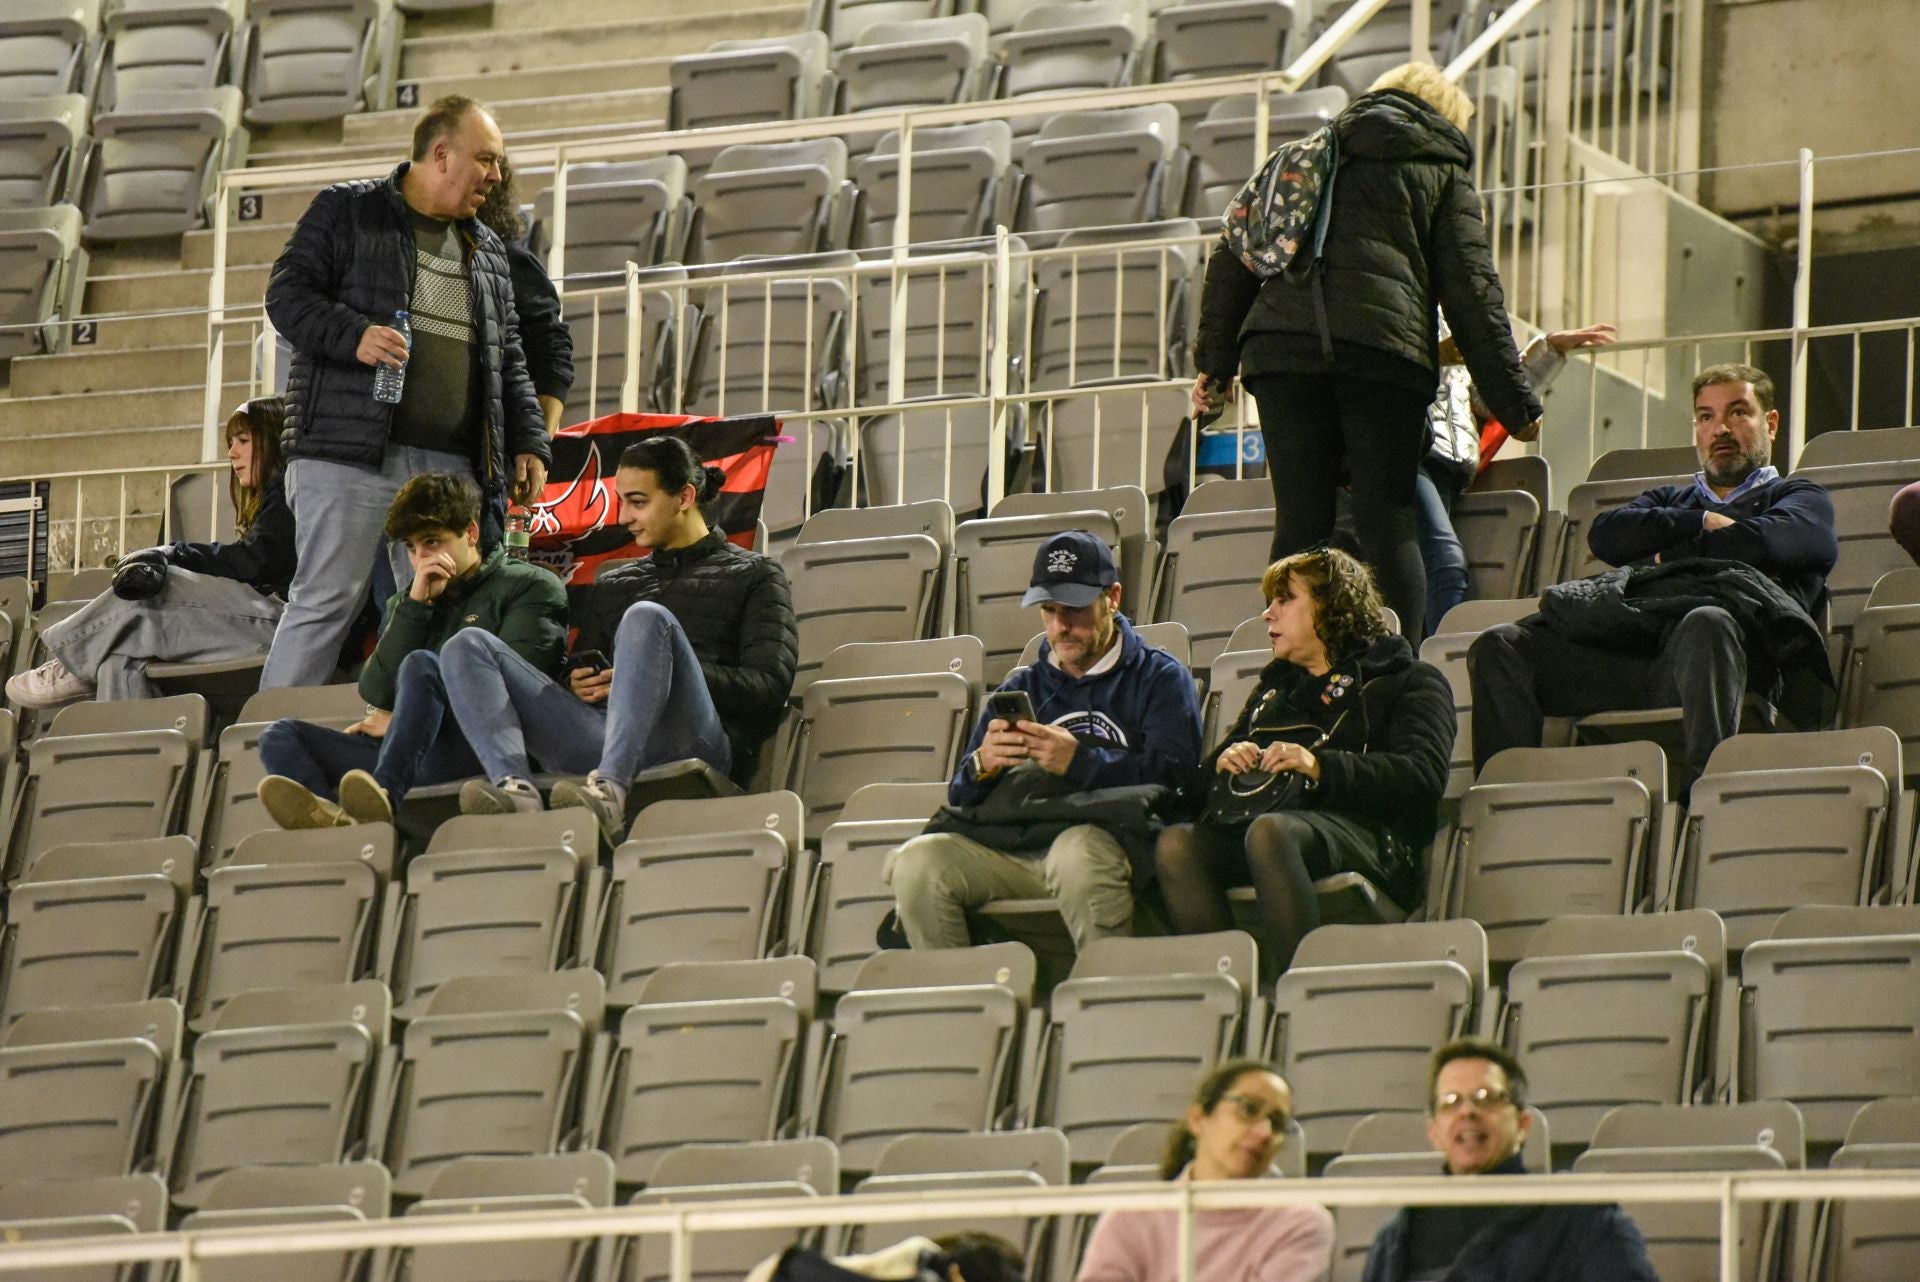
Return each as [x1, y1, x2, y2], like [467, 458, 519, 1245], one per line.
[885, 530, 1204, 950]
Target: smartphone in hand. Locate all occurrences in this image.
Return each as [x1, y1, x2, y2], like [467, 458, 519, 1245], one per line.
[988, 689, 1037, 725]
[567, 649, 610, 675]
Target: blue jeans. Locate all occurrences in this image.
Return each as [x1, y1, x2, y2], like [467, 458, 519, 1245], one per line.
[438, 602, 730, 786]
[41, 568, 281, 700]
[262, 444, 472, 689]
[1414, 462, 1470, 637]
[257, 649, 480, 801]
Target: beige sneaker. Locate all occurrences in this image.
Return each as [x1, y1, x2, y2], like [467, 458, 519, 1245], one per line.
[337, 769, 394, 825]
[5, 656, 94, 710]
[257, 774, 352, 830]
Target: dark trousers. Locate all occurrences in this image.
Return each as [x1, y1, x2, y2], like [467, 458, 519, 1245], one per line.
[257, 649, 481, 802]
[1466, 606, 1747, 782]
[1246, 372, 1436, 640]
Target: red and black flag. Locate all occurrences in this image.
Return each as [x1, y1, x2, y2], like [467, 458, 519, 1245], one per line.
[526, 411, 779, 584]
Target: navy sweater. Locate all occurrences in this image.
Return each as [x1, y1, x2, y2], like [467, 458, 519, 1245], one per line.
[1587, 473, 1837, 616]
[948, 616, 1203, 809]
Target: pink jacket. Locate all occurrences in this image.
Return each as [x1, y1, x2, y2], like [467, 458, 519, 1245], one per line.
[1076, 1178, 1334, 1282]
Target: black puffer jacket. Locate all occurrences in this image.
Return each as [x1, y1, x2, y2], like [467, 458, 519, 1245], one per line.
[1211, 631, 1455, 856]
[164, 472, 297, 599]
[265, 163, 550, 502]
[573, 530, 798, 782]
[1195, 90, 1541, 432]
[504, 239, 574, 403]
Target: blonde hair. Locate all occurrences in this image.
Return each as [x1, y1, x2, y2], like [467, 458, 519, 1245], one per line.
[1369, 61, 1474, 131]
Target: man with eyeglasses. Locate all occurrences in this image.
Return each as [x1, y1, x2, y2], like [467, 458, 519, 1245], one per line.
[1361, 1038, 1657, 1282]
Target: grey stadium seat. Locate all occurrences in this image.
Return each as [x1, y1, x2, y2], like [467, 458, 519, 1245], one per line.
[856, 122, 1011, 247]
[377, 968, 605, 1199]
[599, 792, 805, 1002]
[818, 943, 1036, 1174]
[80, 86, 245, 240]
[783, 533, 946, 694]
[1034, 931, 1256, 1166]
[533, 157, 690, 277]
[1041, 382, 1188, 501]
[0, 1, 99, 99]
[997, 1, 1147, 121]
[1824, 1098, 1920, 1282]
[1152, 1, 1302, 104]
[1737, 905, 1920, 1147]
[1203, 646, 1272, 751]
[1418, 629, 1479, 800]
[1843, 601, 1920, 793]
[855, 241, 996, 398]
[405, 1152, 615, 1282]
[1497, 910, 1724, 1153]
[825, 0, 950, 51]
[1584, 443, 1702, 484]
[836, 14, 990, 116]
[1556, 471, 1691, 584]
[683, 251, 855, 418]
[1181, 88, 1347, 219]
[242, 0, 397, 125]
[1796, 460, 1916, 633]
[1017, 104, 1184, 236]
[0, 94, 87, 210]
[99, 0, 245, 106]
[669, 32, 833, 133]
[788, 660, 975, 838]
[166, 980, 389, 1207]
[859, 399, 998, 520]
[0, 835, 195, 1030]
[954, 508, 1123, 681]
[0, 1171, 168, 1282]
[624, 1138, 837, 1282]
[0, 998, 181, 1183]
[849, 1127, 1069, 1259]
[384, 809, 601, 1019]
[692, 140, 852, 264]
[199, 686, 363, 867]
[993, 485, 1156, 618]
[1800, 425, 1920, 470]
[570, 261, 687, 421]
[601, 957, 816, 1187]
[0, 205, 86, 362]
[1271, 920, 1486, 1155]
[178, 823, 396, 1032]
[1152, 506, 1273, 670]
[183, 1161, 390, 1282]
[1453, 485, 1542, 600]
[1185, 478, 1274, 517]
[807, 814, 939, 993]
[1028, 220, 1198, 389]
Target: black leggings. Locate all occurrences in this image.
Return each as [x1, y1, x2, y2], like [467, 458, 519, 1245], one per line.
[1246, 372, 1436, 640]
[1154, 814, 1333, 974]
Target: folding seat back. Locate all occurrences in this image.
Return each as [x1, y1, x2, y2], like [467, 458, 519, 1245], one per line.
[9, 712, 199, 882]
[838, 14, 989, 114]
[243, 0, 392, 125]
[859, 399, 997, 518]
[1800, 425, 1920, 470]
[184, 1161, 390, 1282]
[670, 32, 832, 133]
[0, 94, 86, 212]
[82, 85, 242, 239]
[1018, 104, 1182, 235]
[993, 485, 1155, 614]
[1499, 910, 1723, 1151]
[605, 958, 815, 1186]
[1433, 597, 1536, 636]
[1152, 0, 1300, 91]
[1825, 1098, 1920, 1282]
[1153, 506, 1272, 669]
[0, 998, 181, 1183]
[857, 122, 1010, 248]
[0, 835, 195, 1029]
[625, 1138, 837, 1282]
[1204, 646, 1272, 751]
[202, 699, 363, 869]
[575, 260, 689, 420]
[1028, 220, 1197, 389]
[100, 0, 244, 102]
[684, 252, 855, 416]
[387, 811, 597, 1018]
[819, 944, 1035, 1173]
[851, 1127, 1068, 1256]
[236, 682, 365, 726]
[954, 508, 1123, 681]
[1181, 88, 1346, 219]
[809, 815, 936, 993]
[1676, 729, 1898, 952]
[535, 157, 689, 277]
[0, 2, 98, 99]
[406, 1152, 615, 1282]
[696, 136, 850, 258]
[1036, 931, 1255, 1165]
[1557, 472, 1691, 583]
[1453, 486, 1542, 600]
[0, 204, 84, 362]
[382, 968, 605, 1198]
[856, 244, 995, 397]
[1584, 444, 1701, 483]
[1418, 629, 1477, 799]
[798, 499, 955, 549]
[1738, 905, 1920, 1147]
[183, 824, 394, 1031]
[819, 633, 986, 687]
[1272, 921, 1486, 1154]
[789, 668, 973, 840]
[784, 534, 946, 694]
[827, 0, 949, 51]
[1576, 1100, 1804, 1282]
[168, 980, 389, 1207]
[997, 0, 1147, 106]
[0, 1171, 167, 1282]
[1797, 460, 1920, 633]
[1040, 383, 1187, 504]
[600, 792, 805, 1003]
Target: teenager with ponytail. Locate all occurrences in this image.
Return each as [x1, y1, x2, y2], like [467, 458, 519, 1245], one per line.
[439, 434, 797, 840]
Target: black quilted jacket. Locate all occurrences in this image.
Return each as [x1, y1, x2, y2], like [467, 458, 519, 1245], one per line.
[264, 163, 550, 500]
[1195, 90, 1542, 432]
[574, 530, 798, 782]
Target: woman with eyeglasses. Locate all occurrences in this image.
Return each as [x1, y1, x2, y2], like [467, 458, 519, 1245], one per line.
[1077, 1059, 1331, 1282]
[1154, 548, 1454, 973]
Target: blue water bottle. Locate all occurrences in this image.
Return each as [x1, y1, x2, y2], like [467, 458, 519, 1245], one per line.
[372, 309, 410, 404]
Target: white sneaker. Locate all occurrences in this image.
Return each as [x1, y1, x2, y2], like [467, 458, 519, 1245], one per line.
[5, 657, 93, 709]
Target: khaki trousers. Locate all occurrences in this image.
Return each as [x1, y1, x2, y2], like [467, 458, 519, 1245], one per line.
[884, 825, 1135, 950]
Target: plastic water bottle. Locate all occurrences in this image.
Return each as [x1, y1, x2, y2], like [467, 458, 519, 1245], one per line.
[372, 309, 410, 404]
[504, 506, 532, 560]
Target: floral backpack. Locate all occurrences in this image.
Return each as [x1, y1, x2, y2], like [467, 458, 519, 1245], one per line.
[1220, 124, 1343, 357]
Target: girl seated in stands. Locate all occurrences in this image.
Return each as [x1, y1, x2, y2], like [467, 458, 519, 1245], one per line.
[1078, 1059, 1331, 1282]
[7, 397, 295, 706]
[436, 434, 797, 841]
[1154, 548, 1454, 972]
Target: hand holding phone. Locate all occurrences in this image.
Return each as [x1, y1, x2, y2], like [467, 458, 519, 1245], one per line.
[988, 689, 1037, 726]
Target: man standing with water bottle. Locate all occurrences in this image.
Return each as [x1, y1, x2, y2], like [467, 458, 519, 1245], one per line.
[261, 95, 552, 688]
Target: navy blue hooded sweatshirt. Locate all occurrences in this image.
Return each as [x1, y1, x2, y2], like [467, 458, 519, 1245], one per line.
[946, 615, 1203, 814]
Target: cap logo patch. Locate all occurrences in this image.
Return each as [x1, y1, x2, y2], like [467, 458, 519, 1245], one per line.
[1048, 549, 1077, 575]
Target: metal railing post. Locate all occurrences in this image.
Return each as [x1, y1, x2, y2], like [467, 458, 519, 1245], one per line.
[1788, 147, 1815, 467]
[621, 261, 642, 413]
[550, 146, 570, 291]
[888, 112, 915, 408]
[1410, 0, 1432, 59]
[1537, 0, 1577, 333]
[986, 225, 1012, 509]
[202, 188, 232, 463]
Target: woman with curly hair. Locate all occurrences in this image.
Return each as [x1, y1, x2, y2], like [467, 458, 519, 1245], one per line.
[1154, 548, 1454, 970]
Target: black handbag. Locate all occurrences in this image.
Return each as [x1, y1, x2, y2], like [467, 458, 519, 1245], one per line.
[1200, 702, 1350, 827]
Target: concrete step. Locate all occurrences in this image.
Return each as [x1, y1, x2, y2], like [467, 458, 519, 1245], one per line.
[0, 381, 247, 444]
[344, 86, 667, 146]
[246, 119, 344, 159]
[83, 264, 269, 315]
[402, 54, 674, 106]
[82, 310, 211, 352]
[182, 223, 295, 271]
[0, 422, 206, 482]
[9, 345, 210, 398]
[399, 5, 804, 78]
[406, 0, 727, 37]
[85, 241, 183, 278]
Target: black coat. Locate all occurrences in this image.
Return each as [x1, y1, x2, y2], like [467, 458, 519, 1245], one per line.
[1212, 631, 1455, 855]
[503, 239, 574, 404]
[1362, 1169, 1658, 1282]
[1196, 90, 1541, 432]
[264, 163, 550, 502]
[573, 530, 798, 782]
[164, 472, 297, 599]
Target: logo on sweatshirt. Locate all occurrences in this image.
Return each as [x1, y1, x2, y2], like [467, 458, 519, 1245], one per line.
[1049, 709, 1128, 747]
